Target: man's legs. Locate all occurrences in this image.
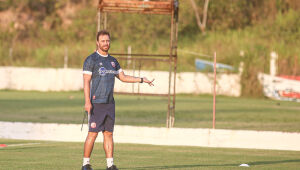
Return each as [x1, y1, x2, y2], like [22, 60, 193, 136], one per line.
[83, 132, 98, 164]
[103, 131, 114, 168]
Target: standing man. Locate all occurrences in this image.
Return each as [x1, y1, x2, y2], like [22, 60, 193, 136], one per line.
[82, 30, 154, 170]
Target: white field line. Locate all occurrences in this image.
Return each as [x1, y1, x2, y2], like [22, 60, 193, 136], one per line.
[0, 143, 42, 148]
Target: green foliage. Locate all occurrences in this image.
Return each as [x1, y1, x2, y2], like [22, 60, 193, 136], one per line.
[274, 9, 300, 42]
[0, 0, 299, 96]
[107, 13, 171, 54]
[207, 0, 251, 30]
[0, 0, 15, 11]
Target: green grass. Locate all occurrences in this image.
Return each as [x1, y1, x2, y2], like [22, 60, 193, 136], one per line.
[0, 138, 299, 170]
[0, 90, 300, 132]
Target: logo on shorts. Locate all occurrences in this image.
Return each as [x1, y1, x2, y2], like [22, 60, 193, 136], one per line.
[91, 122, 96, 128]
[111, 62, 115, 68]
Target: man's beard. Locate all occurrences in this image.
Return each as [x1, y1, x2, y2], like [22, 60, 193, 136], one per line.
[100, 45, 110, 52]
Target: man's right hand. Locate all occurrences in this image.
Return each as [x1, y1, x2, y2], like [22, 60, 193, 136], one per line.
[85, 102, 92, 114]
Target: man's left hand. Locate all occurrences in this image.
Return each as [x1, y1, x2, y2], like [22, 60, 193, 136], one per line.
[143, 77, 155, 86]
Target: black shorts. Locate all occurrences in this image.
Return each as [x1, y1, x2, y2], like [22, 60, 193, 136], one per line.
[89, 103, 115, 133]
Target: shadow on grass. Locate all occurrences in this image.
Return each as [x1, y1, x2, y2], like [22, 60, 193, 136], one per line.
[248, 159, 300, 165]
[93, 159, 300, 170]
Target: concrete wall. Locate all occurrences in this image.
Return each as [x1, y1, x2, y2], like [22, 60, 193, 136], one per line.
[1, 121, 299, 151]
[0, 67, 82, 91]
[0, 66, 241, 96]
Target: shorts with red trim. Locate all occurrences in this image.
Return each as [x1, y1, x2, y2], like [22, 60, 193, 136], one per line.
[89, 103, 115, 132]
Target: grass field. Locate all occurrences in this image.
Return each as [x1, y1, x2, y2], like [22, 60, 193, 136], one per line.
[0, 138, 299, 170]
[0, 90, 300, 132]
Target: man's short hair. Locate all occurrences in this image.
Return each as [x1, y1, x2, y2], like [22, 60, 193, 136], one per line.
[97, 30, 110, 41]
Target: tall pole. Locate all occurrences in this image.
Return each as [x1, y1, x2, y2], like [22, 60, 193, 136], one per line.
[104, 12, 107, 29]
[97, 11, 101, 31]
[64, 47, 68, 68]
[213, 52, 216, 129]
[171, 18, 178, 127]
[167, 10, 174, 128]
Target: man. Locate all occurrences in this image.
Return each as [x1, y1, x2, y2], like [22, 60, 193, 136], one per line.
[82, 30, 154, 170]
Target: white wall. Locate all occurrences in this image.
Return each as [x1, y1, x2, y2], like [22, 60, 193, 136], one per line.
[0, 66, 241, 96]
[0, 67, 83, 91]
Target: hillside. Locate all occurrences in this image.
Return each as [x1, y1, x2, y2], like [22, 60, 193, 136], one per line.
[0, 0, 299, 96]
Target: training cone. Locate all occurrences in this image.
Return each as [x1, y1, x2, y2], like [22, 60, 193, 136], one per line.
[239, 164, 250, 167]
[0, 144, 7, 148]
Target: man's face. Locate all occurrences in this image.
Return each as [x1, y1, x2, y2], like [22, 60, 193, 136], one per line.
[97, 34, 110, 52]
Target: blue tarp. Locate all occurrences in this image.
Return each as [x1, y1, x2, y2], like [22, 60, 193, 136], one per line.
[195, 59, 234, 72]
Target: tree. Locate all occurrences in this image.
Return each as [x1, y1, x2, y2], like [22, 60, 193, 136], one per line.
[189, 0, 210, 34]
